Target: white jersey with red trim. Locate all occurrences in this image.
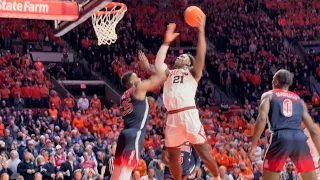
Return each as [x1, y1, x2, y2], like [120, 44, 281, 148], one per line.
[163, 68, 197, 111]
[304, 128, 320, 158]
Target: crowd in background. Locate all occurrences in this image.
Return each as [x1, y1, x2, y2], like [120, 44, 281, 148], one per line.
[265, 0, 320, 40]
[0, 0, 319, 180]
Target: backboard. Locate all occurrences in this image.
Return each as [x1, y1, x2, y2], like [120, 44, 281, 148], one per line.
[0, 0, 111, 37]
[54, 0, 111, 37]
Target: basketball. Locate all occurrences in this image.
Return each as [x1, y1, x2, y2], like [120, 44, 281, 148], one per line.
[184, 6, 205, 27]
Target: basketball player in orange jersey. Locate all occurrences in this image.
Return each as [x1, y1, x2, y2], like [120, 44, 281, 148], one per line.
[138, 17, 219, 180]
[249, 69, 320, 180]
[302, 122, 320, 179]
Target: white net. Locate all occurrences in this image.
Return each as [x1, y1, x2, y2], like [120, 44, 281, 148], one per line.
[92, 3, 127, 46]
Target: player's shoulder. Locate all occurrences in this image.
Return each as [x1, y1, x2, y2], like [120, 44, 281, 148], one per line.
[261, 90, 273, 100]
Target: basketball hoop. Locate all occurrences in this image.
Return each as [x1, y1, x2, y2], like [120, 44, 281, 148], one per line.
[92, 2, 127, 46]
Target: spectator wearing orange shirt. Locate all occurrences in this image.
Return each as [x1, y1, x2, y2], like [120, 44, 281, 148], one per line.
[40, 84, 49, 108]
[90, 94, 101, 110]
[49, 91, 61, 109]
[133, 158, 147, 177]
[11, 82, 21, 99]
[0, 117, 5, 137]
[64, 93, 75, 109]
[215, 147, 229, 167]
[312, 92, 320, 107]
[48, 104, 58, 122]
[31, 83, 41, 108]
[230, 101, 241, 109]
[0, 85, 10, 106]
[244, 124, 254, 141]
[98, 122, 111, 139]
[72, 112, 85, 133]
[21, 82, 32, 107]
[251, 71, 261, 86]
[62, 106, 72, 121]
[239, 162, 254, 179]
[34, 58, 44, 72]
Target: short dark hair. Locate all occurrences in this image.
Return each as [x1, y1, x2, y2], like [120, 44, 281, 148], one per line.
[275, 69, 293, 87]
[121, 72, 133, 88]
[186, 54, 195, 66]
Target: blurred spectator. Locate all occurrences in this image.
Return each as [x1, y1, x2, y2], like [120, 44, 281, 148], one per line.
[279, 162, 299, 180]
[41, 154, 58, 180]
[218, 166, 232, 180]
[139, 167, 156, 180]
[253, 160, 263, 180]
[77, 92, 89, 110]
[7, 150, 21, 179]
[14, 93, 25, 111]
[132, 171, 140, 180]
[59, 152, 81, 180]
[17, 152, 36, 180]
[63, 93, 75, 109]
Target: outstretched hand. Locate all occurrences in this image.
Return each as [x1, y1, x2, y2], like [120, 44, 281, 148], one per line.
[248, 146, 257, 161]
[164, 23, 179, 45]
[137, 50, 150, 71]
[197, 14, 206, 33]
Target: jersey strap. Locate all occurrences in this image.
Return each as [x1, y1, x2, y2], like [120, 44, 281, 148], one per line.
[168, 106, 196, 114]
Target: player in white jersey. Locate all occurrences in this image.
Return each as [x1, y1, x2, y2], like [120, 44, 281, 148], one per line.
[138, 16, 219, 180]
[302, 122, 320, 179]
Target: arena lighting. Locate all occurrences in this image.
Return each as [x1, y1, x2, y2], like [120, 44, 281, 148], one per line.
[54, 0, 110, 37]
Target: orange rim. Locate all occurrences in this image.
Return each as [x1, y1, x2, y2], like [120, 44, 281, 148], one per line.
[94, 2, 127, 16]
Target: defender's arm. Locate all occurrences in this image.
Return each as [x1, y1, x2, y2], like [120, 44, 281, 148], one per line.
[302, 101, 320, 154]
[134, 72, 167, 100]
[251, 92, 271, 148]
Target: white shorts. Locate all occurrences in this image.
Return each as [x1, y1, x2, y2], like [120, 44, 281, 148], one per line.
[165, 109, 206, 148]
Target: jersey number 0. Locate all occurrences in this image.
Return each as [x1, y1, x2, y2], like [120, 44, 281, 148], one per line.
[283, 99, 293, 117]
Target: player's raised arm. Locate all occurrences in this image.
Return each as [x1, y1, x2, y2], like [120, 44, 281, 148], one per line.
[190, 15, 206, 82]
[154, 23, 179, 74]
[302, 101, 320, 154]
[249, 91, 271, 159]
[134, 71, 167, 100]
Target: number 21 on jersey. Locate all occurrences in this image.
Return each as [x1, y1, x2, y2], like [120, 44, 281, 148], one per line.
[173, 75, 184, 84]
[283, 99, 293, 117]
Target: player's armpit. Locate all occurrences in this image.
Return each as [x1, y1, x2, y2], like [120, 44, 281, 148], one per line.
[190, 27, 206, 82]
[302, 101, 320, 154]
[251, 92, 271, 147]
[134, 72, 167, 100]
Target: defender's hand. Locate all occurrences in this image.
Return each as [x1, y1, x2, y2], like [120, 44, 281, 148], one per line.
[138, 51, 150, 71]
[164, 23, 179, 45]
[248, 146, 257, 161]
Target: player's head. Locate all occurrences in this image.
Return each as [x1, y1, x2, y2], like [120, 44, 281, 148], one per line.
[174, 54, 194, 68]
[121, 72, 141, 89]
[272, 69, 293, 90]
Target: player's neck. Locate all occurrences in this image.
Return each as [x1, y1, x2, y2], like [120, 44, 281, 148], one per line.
[274, 88, 289, 92]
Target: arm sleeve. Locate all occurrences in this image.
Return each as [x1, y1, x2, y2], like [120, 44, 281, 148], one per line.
[155, 45, 169, 72]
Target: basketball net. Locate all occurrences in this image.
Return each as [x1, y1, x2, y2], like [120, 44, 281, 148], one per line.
[92, 3, 127, 46]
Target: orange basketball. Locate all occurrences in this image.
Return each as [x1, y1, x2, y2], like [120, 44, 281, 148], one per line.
[184, 6, 205, 27]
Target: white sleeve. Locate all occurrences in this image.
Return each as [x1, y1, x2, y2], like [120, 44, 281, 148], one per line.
[155, 45, 169, 72]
